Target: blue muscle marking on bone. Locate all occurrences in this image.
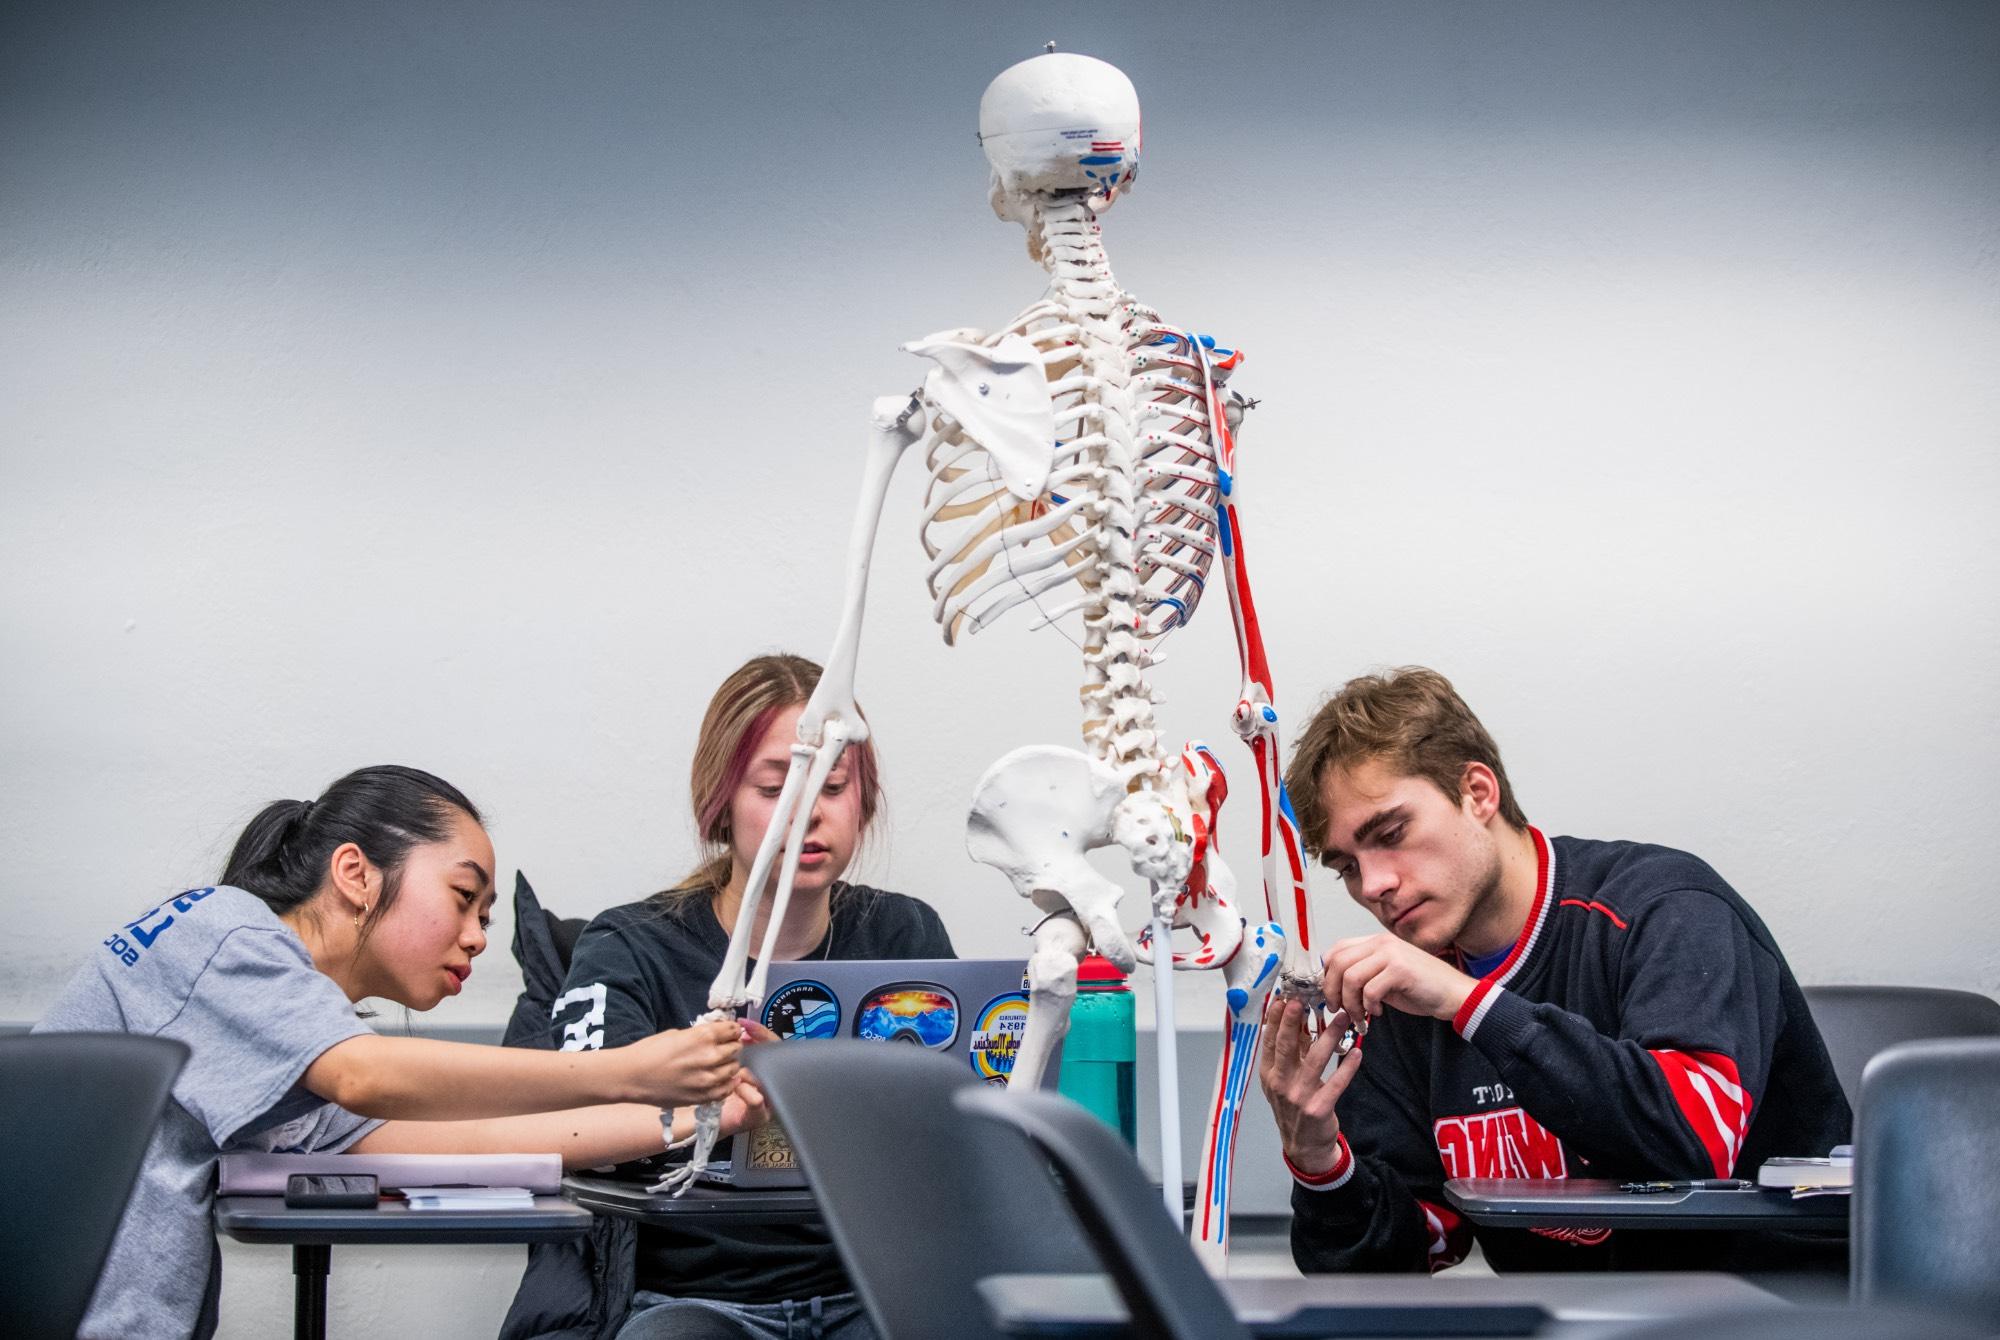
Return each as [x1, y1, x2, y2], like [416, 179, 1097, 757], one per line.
[1278, 782, 1301, 828]
[1218, 468, 1233, 496]
[1227, 987, 1248, 1014]
[1079, 155, 1122, 165]
[1250, 941, 1282, 990]
[1210, 1019, 1260, 1217]
[1217, 503, 1234, 557]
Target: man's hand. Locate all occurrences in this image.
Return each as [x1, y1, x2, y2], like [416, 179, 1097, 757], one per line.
[1258, 995, 1364, 1176]
[1321, 932, 1478, 1025]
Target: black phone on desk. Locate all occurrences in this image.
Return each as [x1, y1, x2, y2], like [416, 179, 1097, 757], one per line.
[284, 1173, 379, 1209]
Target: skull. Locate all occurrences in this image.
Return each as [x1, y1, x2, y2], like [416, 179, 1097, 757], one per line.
[978, 51, 1141, 215]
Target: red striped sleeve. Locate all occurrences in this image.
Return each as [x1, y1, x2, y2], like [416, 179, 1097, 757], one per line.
[1647, 1048, 1753, 1176]
[1286, 1134, 1356, 1190]
[1418, 1199, 1472, 1271]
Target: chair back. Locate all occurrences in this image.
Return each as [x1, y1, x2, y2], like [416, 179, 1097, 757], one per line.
[1803, 985, 2000, 1108]
[1851, 1037, 2000, 1326]
[0, 1032, 189, 1340]
[746, 1042, 1099, 1340]
[956, 1086, 1251, 1340]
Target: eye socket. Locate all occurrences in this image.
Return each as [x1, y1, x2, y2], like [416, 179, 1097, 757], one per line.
[1380, 825, 1405, 847]
[755, 786, 783, 799]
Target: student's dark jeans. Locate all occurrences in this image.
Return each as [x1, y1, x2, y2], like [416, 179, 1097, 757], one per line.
[618, 1289, 875, 1340]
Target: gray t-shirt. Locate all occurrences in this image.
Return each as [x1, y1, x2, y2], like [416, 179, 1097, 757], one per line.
[36, 885, 383, 1339]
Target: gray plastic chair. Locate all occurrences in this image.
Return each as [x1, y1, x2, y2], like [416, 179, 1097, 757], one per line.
[1851, 1037, 2000, 1327]
[1802, 985, 2000, 1109]
[956, 1085, 1252, 1340]
[0, 1032, 189, 1340]
[745, 1042, 1101, 1340]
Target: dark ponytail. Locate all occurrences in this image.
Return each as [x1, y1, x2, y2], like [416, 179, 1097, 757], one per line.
[223, 765, 483, 932]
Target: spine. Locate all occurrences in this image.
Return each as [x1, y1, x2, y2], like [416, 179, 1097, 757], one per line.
[1037, 199, 1164, 792]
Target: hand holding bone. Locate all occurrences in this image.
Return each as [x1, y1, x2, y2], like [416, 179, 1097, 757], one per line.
[1320, 933, 1479, 1025]
[1258, 994, 1365, 1178]
[624, 1018, 742, 1107]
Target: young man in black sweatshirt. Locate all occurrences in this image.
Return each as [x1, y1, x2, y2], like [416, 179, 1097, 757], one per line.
[1258, 667, 1849, 1274]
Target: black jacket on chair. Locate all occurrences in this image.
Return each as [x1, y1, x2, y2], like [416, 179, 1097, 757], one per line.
[499, 873, 638, 1340]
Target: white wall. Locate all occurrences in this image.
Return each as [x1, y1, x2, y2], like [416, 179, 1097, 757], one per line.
[5, 0, 1996, 1333]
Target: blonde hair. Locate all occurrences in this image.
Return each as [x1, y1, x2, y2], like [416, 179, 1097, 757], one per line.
[1285, 666, 1527, 859]
[664, 653, 882, 899]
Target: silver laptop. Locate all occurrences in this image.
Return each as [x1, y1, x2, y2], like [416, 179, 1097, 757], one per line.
[725, 958, 1063, 1187]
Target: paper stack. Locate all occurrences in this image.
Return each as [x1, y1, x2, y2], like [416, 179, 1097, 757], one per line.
[403, 1186, 536, 1212]
[219, 1151, 561, 1194]
[1755, 1146, 1853, 1198]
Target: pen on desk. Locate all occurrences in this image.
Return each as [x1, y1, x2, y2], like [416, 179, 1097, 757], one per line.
[1619, 1178, 1756, 1193]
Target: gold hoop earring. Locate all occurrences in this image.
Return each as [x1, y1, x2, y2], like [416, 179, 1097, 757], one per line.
[354, 905, 370, 931]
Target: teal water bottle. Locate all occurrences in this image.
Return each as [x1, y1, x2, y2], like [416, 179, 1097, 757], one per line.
[1056, 953, 1138, 1146]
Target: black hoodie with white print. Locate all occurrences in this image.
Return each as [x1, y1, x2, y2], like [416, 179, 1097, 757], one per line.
[1289, 829, 1850, 1275]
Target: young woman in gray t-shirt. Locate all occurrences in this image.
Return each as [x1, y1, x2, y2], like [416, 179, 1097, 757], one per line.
[38, 764, 764, 1340]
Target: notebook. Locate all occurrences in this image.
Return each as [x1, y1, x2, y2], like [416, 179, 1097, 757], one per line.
[1755, 1150, 1853, 1191]
[218, 1152, 562, 1194]
[722, 957, 1060, 1188]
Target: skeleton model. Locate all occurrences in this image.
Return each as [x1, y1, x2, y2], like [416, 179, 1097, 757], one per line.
[658, 50, 1344, 1265]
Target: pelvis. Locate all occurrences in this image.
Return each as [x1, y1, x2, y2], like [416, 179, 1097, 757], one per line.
[966, 741, 1250, 977]
[967, 744, 1140, 971]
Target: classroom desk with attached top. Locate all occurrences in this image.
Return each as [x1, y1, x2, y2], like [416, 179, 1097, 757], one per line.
[561, 1172, 1198, 1227]
[561, 1172, 822, 1226]
[214, 1194, 592, 1340]
[1442, 1178, 1849, 1231]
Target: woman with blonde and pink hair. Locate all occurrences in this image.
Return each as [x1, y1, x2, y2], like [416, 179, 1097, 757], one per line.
[540, 652, 951, 1340]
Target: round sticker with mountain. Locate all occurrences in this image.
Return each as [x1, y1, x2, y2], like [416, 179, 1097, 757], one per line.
[853, 982, 959, 1049]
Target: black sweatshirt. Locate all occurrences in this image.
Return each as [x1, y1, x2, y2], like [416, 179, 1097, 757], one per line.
[550, 884, 954, 1304]
[1291, 829, 1850, 1275]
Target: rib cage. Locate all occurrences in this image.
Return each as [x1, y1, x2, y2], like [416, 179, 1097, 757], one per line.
[918, 230, 1242, 647]
[911, 198, 1247, 786]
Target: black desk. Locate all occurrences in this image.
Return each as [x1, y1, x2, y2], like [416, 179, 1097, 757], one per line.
[979, 1271, 1787, 1340]
[1442, 1179, 1849, 1231]
[562, 1173, 821, 1226]
[561, 1173, 1195, 1227]
[215, 1194, 592, 1340]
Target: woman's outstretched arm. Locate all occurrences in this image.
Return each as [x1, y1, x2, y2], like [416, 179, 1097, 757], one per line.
[302, 1019, 742, 1120]
[346, 1078, 767, 1170]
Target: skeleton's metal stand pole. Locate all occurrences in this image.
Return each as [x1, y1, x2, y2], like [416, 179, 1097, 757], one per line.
[1150, 885, 1183, 1224]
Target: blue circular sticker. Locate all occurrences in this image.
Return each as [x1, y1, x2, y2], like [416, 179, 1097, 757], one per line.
[762, 979, 840, 1040]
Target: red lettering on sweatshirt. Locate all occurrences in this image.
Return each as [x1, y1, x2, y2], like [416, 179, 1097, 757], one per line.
[1433, 1107, 1568, 1180]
